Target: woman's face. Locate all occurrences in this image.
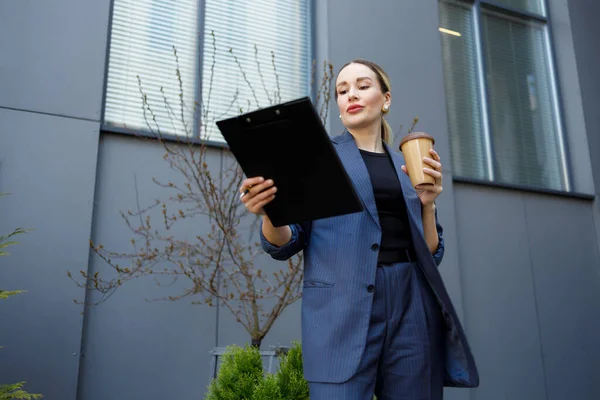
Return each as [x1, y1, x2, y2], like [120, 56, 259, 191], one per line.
[335, 63, 390, 132]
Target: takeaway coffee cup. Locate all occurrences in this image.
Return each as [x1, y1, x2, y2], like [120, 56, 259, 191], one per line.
[399, 132, 436, 189]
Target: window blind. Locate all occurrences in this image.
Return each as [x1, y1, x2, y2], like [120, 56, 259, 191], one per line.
[482, 7, 565, 190]
[103, 0, 311, 142]
[104, 0, 200, 136]
[439, 0, 489, 180]
[200, 0, 311, 142]
[490, 0, 544, 16]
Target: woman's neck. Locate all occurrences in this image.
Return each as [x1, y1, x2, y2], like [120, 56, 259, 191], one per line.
[348, 126, 385, 153]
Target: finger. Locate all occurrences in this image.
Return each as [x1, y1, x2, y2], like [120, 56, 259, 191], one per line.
[251, 179, 275, 196]
[418, 184, 443, 194]
[423, 168, 443, 179]
[251, 194, 276, 213]
[241, 179, 275, 199]
[246, 185, 277, 206]
[401, 165, 408, 175]
[429, 148, 441, 161]
[240, 177, 265, 193]
[245, 186, 276, 207]
[423, 157, 442, 170]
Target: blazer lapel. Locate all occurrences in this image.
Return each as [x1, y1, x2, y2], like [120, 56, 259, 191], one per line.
[384, 142, 425, 237]
[333, 131, 380, 228]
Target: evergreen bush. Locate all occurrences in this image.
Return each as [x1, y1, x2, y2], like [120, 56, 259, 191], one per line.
[0, 194, 42, 399]
[205, 341, 308, 400]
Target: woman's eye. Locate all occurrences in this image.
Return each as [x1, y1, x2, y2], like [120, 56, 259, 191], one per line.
[338, 90, 347, 95]
[359, 86, 369, 90]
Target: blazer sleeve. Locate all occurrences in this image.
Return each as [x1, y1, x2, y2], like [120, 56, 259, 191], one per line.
[259, 220, 312, 261]
[432, 206, 445, 267]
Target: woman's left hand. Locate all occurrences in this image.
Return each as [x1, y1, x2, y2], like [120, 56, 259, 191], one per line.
[401, 148, 443, 206]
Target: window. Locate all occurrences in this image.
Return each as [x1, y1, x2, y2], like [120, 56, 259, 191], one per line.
[200, 0, 311, 142]
[103, 0, 311, 142]
[103, 0, 200, 136]
[439, 0, 569, 191]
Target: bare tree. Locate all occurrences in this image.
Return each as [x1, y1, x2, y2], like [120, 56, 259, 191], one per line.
[69, 33, 334, 348]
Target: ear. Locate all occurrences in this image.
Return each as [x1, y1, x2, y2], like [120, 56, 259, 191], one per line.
[384, 92, 392, 107]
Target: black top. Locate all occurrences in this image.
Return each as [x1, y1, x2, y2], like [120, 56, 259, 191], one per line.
[359, 149, 413, 264]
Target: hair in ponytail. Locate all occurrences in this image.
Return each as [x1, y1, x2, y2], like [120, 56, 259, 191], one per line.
[336, 59, 393, 145]
[381, 118, 393, 146]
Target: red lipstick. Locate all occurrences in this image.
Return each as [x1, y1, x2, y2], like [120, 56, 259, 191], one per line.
[347, 105, 364, 113]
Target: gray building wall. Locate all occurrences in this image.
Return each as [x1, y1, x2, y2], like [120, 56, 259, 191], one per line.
[568, 1, 600, 195]
[1, 1, 599, 400]
[455, 186, 600, 400]
[0, 0, 109, 398]
[0, 110, 98, 400]
[568, 0, 600, 258]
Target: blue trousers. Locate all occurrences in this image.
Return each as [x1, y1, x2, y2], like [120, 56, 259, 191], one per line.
[308, 262, 445, 400]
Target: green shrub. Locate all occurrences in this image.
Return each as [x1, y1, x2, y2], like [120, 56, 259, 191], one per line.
[0, 194, 42, 399]
[204, 342, 379, 399]
[0, 382, 43, 400]
[276, 342, 309, 400]
[205, 345, 264, 400]
[206, 342, 308, 400]
[251, 374, 280, 400]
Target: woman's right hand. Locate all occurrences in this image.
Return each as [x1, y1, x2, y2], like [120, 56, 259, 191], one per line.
[239, 177, 277, 215]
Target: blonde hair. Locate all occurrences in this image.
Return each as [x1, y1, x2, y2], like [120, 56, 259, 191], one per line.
[335, 59, 393, 145]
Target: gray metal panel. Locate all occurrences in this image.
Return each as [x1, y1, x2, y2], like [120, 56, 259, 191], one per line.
[547, 0, 595, 195]
[77, 134, 219, 399]
[523, 194, 600, 400]
[566, 0, 600, 194]
[454, 184, 547, 400]
[566, 0, 600, 264]
[0, 0, 111, 120]
[259, 301, 302, 349]
[0, 109, 99, 400]
[216, 295, 302, 350]
[215, 252, 303, 350]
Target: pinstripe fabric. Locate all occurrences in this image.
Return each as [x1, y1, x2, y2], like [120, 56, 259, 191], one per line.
[308, 262, 444, 400]
[260, 131, 479, 388]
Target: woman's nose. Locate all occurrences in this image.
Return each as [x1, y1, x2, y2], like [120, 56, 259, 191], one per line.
[347, 87, 358, 100]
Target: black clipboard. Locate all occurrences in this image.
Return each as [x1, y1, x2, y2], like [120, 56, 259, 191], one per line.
[216, 97, 364, 227]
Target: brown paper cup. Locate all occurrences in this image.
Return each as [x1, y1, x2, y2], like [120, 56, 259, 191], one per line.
[399, 132, 435, 189]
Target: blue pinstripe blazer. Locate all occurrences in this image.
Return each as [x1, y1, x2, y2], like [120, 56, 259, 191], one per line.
[260, 130, 479, 388]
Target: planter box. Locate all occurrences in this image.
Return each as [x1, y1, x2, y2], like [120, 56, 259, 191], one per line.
[209, 345, 290, 379]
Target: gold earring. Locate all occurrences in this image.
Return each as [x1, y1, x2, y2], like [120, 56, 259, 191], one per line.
[339, 114, 342, 119]
[382, 104, 390, 113]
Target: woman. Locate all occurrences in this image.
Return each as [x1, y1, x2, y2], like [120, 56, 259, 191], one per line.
[240, 59, 478, 399]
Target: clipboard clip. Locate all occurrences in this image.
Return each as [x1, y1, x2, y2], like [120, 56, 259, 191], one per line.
[244, 108, 281, 125]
